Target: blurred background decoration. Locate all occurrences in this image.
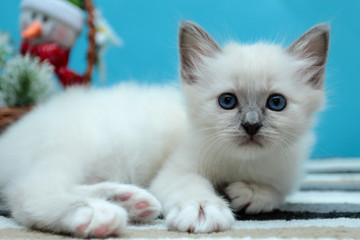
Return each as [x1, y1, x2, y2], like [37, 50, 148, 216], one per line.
[19, 0, 87, 87]
[0, 0, 359, 158]
[0, 32, 55, 133]
[0, 33, 54, 108]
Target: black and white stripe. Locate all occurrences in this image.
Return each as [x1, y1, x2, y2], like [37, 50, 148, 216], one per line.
[235, 159, 360, 221]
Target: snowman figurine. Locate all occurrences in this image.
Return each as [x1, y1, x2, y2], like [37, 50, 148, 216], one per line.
[20, 0, 86, 87]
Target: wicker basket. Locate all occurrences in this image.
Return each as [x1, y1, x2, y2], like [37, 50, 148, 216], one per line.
[0, 0, 96, 134]
[0, 107, 32, 134]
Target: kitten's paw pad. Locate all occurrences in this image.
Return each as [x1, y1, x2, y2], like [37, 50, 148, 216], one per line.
[166, 200, 234, 233]
[68, 201, 127, 238]
[112, 186, 161, 223]
[225, 181, 282, 214]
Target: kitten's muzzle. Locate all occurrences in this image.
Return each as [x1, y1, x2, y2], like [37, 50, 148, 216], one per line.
[241, 110, 263, 136]
[241, 122, 262, 136]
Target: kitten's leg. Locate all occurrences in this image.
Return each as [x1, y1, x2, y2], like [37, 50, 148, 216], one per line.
[225, 181, 283, 214]
[5, 157, 127, 238]
[7, 183, 127, 238]
[74, 182, 161, 222]
[149, 163, 234, 233]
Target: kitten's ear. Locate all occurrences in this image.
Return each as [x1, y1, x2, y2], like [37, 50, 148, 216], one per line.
[287, 24, 330, 89]
[179, 21, 221, 84]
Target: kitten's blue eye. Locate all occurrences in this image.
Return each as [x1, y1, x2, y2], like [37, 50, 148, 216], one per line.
[266, 94, 287, 111]
[218, 93, 237, 110]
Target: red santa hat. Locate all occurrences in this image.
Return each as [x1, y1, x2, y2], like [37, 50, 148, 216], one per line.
[20, 0, 84, 33]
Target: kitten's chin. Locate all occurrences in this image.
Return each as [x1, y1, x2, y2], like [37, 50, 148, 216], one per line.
[232, 136, 268, 159]
[241, 138, 262, 147]
[239, 136, 264, 148]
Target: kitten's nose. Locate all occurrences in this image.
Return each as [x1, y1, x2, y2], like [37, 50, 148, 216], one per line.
[242, 122, 262, 136]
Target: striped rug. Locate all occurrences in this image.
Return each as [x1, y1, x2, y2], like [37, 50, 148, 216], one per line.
[0, 159, 359, 239]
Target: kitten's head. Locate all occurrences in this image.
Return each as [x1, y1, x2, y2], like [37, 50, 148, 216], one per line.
[179, 21, 329, 158]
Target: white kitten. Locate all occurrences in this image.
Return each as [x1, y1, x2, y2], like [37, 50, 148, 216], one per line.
[0, 84, 186, 237]
[149, 21, 329, 233]
[0, 21, 329, 237]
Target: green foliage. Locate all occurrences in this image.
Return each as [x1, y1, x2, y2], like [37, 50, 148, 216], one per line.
[0, 33, 13, 70]
[67, 0, 84, 9]
[0, 33, 54, 108]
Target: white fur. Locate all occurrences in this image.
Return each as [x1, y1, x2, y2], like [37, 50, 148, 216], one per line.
[150, 22, 328, 233]
[0, 22, 328, 237]
[0, 84, 185, 237]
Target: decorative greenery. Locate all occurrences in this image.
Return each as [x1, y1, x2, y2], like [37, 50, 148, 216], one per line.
[0, 33, 54, 108]
[0, 33, 13, 70]
[67, 0, 84, 9]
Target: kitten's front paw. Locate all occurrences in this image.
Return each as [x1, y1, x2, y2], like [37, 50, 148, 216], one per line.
[165, 199, 234, 233]
[225, 181, 283, 214]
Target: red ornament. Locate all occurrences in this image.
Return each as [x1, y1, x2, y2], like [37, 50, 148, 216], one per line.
[21, 41, 85, 88]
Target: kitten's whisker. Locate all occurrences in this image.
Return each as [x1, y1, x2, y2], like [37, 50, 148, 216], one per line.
[212, 140, 231, 186]
[195, 132, 233, 180]
[195, 134, 225, 174]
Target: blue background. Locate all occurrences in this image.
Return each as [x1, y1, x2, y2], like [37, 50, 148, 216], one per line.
[0, 0, 359, 158]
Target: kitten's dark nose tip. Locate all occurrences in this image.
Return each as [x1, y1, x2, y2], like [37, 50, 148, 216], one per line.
[242, 122, 262, 136]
